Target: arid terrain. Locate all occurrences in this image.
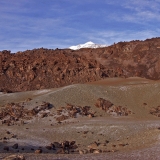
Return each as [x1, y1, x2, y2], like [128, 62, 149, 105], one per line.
[0, 77, 160, 160]
[0, 38, 160, 159]
[1, 37, 160, 92]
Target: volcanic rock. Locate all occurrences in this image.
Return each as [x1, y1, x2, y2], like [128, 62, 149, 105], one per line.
[52, 142, 62, 148]
[50, 140, 78, 154]
[3, 146, 9, 151]
[95, 98, 113, 111]
[45, 145, 52, 150]
[1, 38, 160, 92]
[12, 143, 18, 149]
[0, 48, 106, 92]
[95, 98, 132, 116]
[150, 106, 160, 117]
[35, 149, 42, 154]
[0, 102, 52, 125]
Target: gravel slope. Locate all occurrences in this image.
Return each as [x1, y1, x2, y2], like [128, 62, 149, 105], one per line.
[0, 77, 160, 160]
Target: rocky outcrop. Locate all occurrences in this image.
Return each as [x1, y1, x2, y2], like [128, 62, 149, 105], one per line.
[95, 98, 132, 116]
[55, 104, 95, 122]
[0, 49, 107, 92]
[1, 37, 160, 92]
[0, 102, 51, 125]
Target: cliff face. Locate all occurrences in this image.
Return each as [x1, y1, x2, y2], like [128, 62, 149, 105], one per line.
[0, 37, 160, 92]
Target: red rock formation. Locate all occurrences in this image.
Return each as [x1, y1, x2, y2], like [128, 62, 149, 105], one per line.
[0, 37, 160, 92]
[0, 48, 107, 92]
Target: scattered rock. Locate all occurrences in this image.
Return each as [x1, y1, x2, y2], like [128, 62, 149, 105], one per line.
[118, 144, 126, 147]
[88, 114, 93, 118]
[12, 143, 18, 149]
[11, 134, 17, 138]
[79, 149, 88, 154]
[48, 140, 78, 154]
[45, 145, 52, 150]
[61, 141, 70, 154]
[105, 140, 109, 143]
[3, 146, 9, 151]
[6, 131, 11, 134]
[3, 154, 25, 160]
[0, 102, 52, 125]
[54, 104, 95, 121]
[83, 131, 88, 134]
[112, 145, 116, 147]
[70, 141, 76, 146]
[26, 98, 32, 102]
[88, 142, 98, 149]
[52, 142, 60, 149]
[35, 149, 42, 154]
[56, 148, 65, 154]
[56, 115, 68, 122]
[98, 143, 106, 147]
[150, 106, 160, 117]
[95, 98, 113, 111]
[95, 98, 132, 116]
[93, 149, 102, 154]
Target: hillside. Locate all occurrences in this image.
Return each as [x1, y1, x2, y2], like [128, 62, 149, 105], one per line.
[0, 37, 160, 92]
[0, 78, 159, 159]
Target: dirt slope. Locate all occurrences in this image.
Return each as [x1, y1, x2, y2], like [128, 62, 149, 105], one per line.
[0, 78, 160, 159]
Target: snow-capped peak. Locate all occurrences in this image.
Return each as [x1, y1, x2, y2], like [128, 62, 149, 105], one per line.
[69, 41, 107, 50]
[85, 41, 95, 45]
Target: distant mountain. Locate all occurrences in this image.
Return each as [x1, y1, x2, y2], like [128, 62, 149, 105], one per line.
[69, 41, 107, 50]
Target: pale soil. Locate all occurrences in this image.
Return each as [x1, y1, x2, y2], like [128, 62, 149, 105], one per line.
[0, 77, 160, 160]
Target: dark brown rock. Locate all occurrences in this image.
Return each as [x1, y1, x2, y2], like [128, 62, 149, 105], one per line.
[3, 146, 9, 151]
[95, 98, 113, 111]
[61, 141, 70, 154]
[56, 148, 65, 154]
[52, 142, 62, 148]
[6, 131, 11, 134]
[45, 145, 52, 150]
[56, 115, 68, 122]
[12, 143, 18, 149]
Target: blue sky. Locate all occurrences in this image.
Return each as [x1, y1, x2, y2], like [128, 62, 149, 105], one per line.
[0, 0, 160, 52]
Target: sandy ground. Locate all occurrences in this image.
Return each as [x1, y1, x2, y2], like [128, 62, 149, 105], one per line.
[0, 77, 160, 160]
